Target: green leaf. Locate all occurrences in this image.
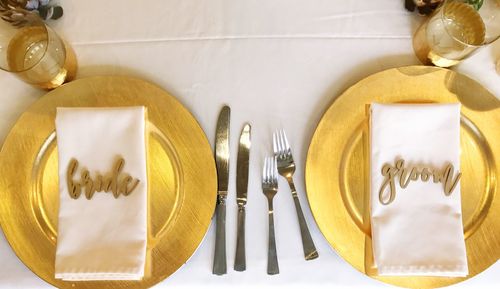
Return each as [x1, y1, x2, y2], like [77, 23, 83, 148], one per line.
[466, 0, 484, 10]
[51, 6, 62, 19]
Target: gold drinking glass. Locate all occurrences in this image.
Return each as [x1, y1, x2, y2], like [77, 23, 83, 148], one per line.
[0, 11, 77, 89]
[413, 0, 500, 67]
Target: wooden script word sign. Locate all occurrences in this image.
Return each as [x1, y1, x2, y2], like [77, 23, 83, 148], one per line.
[67, 157, 140, 200]
[378, 158, 461, 205]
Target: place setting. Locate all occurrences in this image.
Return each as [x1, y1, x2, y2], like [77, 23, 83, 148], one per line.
[0, 1, 499, 289]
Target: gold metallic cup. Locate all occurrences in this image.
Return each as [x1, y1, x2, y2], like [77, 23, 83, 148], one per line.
[0, 11, 77, 89]
[413, 0, 500, 67]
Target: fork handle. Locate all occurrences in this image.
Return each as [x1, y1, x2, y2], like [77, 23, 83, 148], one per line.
[267, 200, 279, 275]
[287, 177, 319, 261]
[234, 205, 246, 271]
[213, 196, 227, 275]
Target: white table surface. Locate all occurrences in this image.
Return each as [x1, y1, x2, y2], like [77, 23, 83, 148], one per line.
[0, 1, 499, 288]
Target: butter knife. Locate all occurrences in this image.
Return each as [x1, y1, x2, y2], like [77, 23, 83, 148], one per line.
[234, 123, 251, 271]
[213, 105, 230, 275]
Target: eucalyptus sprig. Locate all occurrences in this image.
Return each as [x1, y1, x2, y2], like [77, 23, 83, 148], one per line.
[0, 1, 39, 27]
[24, 0, 63, 20]
[0, 0, 62, 25]
[405, 0, 484, 15]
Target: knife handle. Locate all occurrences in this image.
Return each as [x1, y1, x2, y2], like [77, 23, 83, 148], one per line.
[213, 196, 227, 275]
[234, 205, 246, 271]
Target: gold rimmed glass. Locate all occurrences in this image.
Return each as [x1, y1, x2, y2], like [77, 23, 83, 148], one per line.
[0, 11, 77, 89]
[413, 0, 500, 67]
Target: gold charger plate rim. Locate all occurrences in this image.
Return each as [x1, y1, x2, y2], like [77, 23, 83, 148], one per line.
[0, 76, 217, 289]
[305, 65, 500, 289]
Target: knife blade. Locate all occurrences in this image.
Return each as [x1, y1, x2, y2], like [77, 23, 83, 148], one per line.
[234, 123, 251, 271]
[213, 105, 230, 275]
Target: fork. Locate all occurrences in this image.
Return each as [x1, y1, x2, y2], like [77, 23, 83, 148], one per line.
[262, 156, 279, 275]
[273, 129, 319, 260]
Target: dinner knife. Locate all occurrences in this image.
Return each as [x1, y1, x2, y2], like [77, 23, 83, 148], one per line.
[213, 105, 230, 275]
[234, 123, 251, 272]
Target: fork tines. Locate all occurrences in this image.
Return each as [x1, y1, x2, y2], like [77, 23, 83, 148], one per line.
[262, 156, 278, 187]
[273, 129, 292, 160]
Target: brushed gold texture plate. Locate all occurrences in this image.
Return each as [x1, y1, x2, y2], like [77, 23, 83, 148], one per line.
[0, 76, 217, 289]
[306, 66, 499, 289]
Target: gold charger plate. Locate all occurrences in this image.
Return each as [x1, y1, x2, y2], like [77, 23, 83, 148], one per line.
[306, 66, 500, 289]
[0, 76, 217, 289]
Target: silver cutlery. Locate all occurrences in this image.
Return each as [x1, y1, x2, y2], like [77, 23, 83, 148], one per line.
[262, 156, 279, 275]
[213, 105, 230, 275]
[234, 123, 251, 272]
[273, 129, 319, 261]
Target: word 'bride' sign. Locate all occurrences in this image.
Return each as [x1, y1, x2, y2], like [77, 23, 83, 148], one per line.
[67, 157, 140, 200]
[378, 159, 461, 205]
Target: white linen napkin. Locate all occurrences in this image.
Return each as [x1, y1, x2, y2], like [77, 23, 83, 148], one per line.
[370, 103, 468, 276]
[54, 107, 148, 281]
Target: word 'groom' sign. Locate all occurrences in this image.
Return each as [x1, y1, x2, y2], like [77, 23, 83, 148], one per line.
[378, 158, 461, 205]
[67, 157, 140, 200]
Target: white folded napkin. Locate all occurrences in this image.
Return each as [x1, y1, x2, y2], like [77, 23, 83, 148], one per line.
[55, 107, 148, 281]
[370, 103, 468, 277]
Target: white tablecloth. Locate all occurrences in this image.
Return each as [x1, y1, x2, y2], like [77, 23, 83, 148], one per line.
[0, 1, 498, 288]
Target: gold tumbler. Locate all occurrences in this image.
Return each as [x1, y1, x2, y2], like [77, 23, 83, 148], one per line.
[0, 10, 77, 89]
[413, 0, 500, 67]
